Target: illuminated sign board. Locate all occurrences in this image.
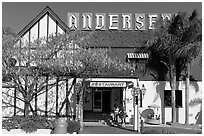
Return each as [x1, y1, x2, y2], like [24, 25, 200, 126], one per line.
[68, 13, 172, 31]
[90, 82, 127, 87]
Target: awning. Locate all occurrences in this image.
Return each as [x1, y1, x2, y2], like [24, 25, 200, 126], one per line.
[127, 53, 149, 59]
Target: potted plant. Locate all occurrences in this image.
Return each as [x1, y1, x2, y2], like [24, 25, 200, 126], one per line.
[67, 120, 81, 134]
[145, 104, 161, 125]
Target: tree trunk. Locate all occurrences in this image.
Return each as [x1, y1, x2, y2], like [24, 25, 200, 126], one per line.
[185, 63, 190, 124]
[24, 76, 29, 117]
[170, 59, 177, 123]
[73, 82, 76, 118]
[79, 89, 84, 131]
[24, 100, 30, 117]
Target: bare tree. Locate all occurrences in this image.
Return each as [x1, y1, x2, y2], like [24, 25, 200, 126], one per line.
[2, 29, 133, 117]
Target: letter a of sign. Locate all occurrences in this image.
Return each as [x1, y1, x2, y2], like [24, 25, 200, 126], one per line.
[68, 13, 79, 30]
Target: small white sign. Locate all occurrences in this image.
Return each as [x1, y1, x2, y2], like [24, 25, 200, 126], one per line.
[90, 82, 126, 87]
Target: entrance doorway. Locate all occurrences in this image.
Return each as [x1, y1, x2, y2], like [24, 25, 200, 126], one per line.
[93, 89, 111, 113]
[93, 90, 102, 112]
[102, 91, 111, 113]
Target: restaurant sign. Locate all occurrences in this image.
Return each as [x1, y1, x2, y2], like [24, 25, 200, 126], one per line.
[90, 82, 126, 88]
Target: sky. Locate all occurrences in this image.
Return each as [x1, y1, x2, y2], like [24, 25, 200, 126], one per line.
[2, 1, 202, 34]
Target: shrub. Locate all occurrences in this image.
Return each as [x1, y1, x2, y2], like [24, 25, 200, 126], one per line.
[161, 128, 176, 134]
[20, 120, 38, 133]
[2, 116, 53, 133]
[2, 119, 19, 131]
[142, 129, 161, 134]
[142, 128, 176, 134]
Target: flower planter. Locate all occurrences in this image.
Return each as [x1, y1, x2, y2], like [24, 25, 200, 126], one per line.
[2, 129, 52, 134]
[145, 119, 160, 125]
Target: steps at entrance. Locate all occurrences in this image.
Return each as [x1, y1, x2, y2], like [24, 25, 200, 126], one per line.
[83, 121, 108, 127]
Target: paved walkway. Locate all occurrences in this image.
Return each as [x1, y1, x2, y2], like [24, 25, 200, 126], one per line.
[80, 126, 138, 134]
[80, 122, 202, 134]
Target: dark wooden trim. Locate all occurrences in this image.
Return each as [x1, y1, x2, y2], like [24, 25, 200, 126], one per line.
[66, 78, 69, 116]
[86, 76, 139, 79]
[88, 46, 137, 49]
[92, 89, 94, 111]
[19, 40, 22, 66]
[14, 88, 17, 116]
[47, 13, 49, 39]
[28, 30, 31, 64]
[56, 77, 59, 115]
[35, 83, 38, 114]
[45, 76, 48, 116]
[38, 21, 40, 39]
[56, 21, 58, 35]
[29, 29, 31, 44]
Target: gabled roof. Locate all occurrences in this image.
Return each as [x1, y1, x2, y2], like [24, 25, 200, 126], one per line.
[18, 6, 70, 37]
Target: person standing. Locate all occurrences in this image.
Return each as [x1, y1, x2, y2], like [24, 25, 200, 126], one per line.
[114, 104, 119, 122]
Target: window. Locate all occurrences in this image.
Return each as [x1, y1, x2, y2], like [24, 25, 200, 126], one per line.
[164, 90, 182, 108]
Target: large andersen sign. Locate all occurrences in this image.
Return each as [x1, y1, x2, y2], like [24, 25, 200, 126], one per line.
[67, 13, 172, 31]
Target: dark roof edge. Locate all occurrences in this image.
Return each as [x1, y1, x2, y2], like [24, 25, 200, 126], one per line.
[88, 46, 137, 48]
[18, 6, 70, 37]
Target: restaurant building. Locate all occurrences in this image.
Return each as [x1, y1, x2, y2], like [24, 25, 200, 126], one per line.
[2, 6, 202, 125]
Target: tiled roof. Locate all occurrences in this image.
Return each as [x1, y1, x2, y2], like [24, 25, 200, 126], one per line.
[83, 31, 149, 48]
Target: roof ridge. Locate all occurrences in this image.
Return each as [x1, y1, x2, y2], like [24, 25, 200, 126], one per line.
[18, 6, 70, 37]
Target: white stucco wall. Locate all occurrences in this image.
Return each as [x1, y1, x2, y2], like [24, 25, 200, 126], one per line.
[85, 78, 202, 124]
[125, 80, 202, 124]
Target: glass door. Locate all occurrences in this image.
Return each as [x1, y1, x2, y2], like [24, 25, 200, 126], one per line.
[93, 90, 102, 112]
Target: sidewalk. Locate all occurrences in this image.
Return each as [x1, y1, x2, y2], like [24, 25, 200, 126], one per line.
[80, 124, 138, 134]
[80, 122, 202, 134]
